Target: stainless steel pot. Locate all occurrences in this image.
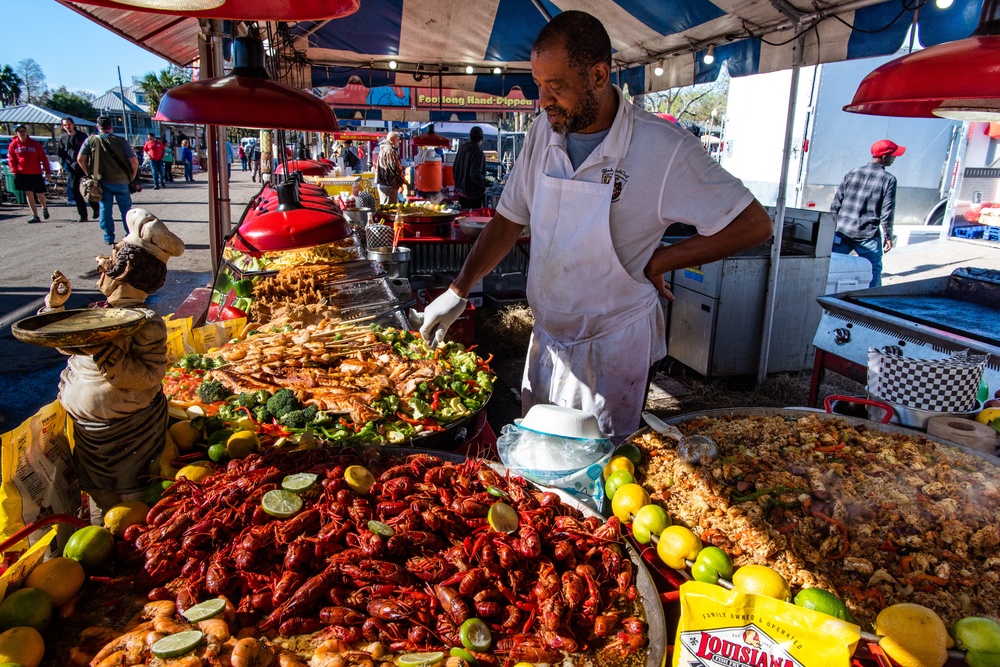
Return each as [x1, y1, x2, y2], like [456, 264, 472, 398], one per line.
[343, 207, 373, 231]
[367, 246, 411, 278]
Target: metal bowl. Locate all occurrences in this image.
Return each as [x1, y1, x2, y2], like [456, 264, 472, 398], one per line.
[459, 218, 487, 239]
[13, 308, 146, 348]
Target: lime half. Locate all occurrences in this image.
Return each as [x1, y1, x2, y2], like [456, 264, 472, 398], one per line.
[180, 598, 227, 623]
[282, 472, 319, 494]
[449, 647, 480, 666]
[367, 520, 395, 538]
[261, 489, 304, 518]
[344, 465, 376, 495]
[151, 630, 204, 659]
[459, 618, 492, 652]
[486, 485, 509, 499]
[396, 651, 446, 667]
[487, 502, 518, 534]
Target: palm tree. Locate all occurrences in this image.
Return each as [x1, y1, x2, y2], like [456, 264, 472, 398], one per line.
[0, 65, 22, 107]
[137, 67, 190, 116]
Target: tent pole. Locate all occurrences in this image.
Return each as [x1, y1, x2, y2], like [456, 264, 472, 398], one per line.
[201, 20, 230, 275]
[756, 35, 803, 386]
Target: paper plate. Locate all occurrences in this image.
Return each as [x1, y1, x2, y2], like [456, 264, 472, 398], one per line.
[13, 308, 146, 348]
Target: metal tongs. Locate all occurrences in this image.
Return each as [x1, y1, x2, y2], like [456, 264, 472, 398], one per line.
[641, 411, 719, 465]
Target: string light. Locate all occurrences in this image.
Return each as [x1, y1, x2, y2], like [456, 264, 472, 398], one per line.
[703, 44, 715, 65]
[466, 65, 474, 74]
[654, 59, 664, 77]
[493, 66, 502, 75]
[388, 60, 397, 70]
[935, 0, 953, 7]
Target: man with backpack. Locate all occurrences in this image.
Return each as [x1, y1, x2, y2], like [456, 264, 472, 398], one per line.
[78, 116, 139, 245]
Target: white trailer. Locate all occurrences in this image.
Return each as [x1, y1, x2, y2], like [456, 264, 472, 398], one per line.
[721, 55, 963, 233]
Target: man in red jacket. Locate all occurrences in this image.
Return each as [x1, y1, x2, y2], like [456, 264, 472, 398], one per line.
[7, 125, 51, 222]
[143, 133, 166, 189]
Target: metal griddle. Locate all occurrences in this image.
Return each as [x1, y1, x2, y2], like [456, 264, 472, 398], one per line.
[813, 267, 1000, 392]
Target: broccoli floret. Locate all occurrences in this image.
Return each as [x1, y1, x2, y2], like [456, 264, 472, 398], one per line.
[196, 380, 232, 404]
[252, 405, 274, 424]
[178, 353, 203, 371]
[237, 389, 271, 408]
[280, 405, 319, 429]
[265, 388, 300, 418]
[216, 403, 239, 421]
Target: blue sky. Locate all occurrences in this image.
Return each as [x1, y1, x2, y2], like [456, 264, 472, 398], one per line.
[0, 1, 173, 96]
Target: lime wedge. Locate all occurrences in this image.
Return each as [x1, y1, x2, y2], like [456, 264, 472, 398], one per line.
[459, 618, 492, 652]
[487, 502, 518, 534]
[450, 647, 480, 666]
[367, 520, 395, 538]
[180, 598, 227, 623]
[396, 651, 446, 666]
[486, 485, 509, 499]
[345, 465, 376, 495]
[282, 472, 319, 494]
[261, 489, 304, 518]
[151, 630, 204, 659]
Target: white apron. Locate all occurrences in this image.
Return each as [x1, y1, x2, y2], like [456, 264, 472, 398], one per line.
[522, 152, 662, 443]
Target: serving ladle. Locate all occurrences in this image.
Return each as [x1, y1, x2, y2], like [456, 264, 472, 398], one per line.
[641, 411, 719, 465]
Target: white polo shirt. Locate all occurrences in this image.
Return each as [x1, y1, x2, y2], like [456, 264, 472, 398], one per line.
[497, 87, 755, 280]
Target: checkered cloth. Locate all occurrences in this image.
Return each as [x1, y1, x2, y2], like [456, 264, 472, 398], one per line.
[366, 223, 394, 249]
[868, 349, 986, 412]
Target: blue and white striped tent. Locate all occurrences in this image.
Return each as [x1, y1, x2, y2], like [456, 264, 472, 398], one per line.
[295, 0, 985, 97]
[62, 0, 985, 98]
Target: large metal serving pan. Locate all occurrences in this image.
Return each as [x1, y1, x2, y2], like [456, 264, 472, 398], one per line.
[640, 406, 998, 463]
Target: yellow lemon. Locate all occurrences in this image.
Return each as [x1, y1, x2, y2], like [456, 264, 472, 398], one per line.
[345, 465, 376, 495]
[175, 463, 214, 483]
[25, 558, 85, 607]
[732, 564, 791, 601]
[655, 525, 702, 570]
[226, 430, 259, 459]
[976, 408, 1000, 425]
[168, 420, 201, 451]
[0, 626, 45, 667]
[610, 483, 649, 523]
[603, 456, 635, 480]
[876, 604, 948, 667]
[103, 501, 150, 538]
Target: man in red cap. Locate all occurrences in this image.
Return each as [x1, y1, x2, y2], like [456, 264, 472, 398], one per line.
[830, 139, 905, 287]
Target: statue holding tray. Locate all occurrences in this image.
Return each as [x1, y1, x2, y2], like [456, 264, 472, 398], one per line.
[40, 209, 185, 520]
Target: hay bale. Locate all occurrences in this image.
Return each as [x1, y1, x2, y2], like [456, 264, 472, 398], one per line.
[480, 304, 534, 353]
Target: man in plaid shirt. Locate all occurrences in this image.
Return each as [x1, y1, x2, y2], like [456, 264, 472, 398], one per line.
[830, 139, 905, 287]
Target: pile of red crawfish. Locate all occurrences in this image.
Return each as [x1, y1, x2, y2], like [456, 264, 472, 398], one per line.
[125, 448, 649, 666]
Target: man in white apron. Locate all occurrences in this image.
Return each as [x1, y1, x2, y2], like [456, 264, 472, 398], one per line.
[418, 11, 773, 442]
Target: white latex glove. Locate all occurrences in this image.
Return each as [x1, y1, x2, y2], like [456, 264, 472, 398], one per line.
[416, 288, 467, 346]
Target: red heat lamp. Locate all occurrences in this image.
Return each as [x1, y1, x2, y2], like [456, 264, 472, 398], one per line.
[67, 0, 359, 21]
[154, 36, 339, 132]
[845, 0, 1000, 120]
[232, 180, 351, 252]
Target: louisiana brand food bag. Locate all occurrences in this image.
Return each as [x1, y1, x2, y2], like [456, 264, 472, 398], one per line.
[673, 581, 861, 667]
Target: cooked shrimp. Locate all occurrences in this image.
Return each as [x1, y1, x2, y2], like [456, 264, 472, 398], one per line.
[90, 628, 149, 665]
[278, 649, 309, 667]
[196, 618, 230, 659]
[231, 637, 275, 667]
[142, 600, 177, 619]
[153, 616, 192, 635]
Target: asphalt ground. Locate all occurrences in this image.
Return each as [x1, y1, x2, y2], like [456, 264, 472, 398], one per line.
[1, 167, 997, 429]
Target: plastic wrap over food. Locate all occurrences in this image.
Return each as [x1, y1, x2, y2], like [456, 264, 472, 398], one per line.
[497, 424, 613, 511]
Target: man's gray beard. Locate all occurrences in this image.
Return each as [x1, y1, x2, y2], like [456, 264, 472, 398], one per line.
[555, 88, 600, 135]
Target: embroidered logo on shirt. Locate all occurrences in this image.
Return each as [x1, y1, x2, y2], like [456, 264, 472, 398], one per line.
[602, 167, 629, 203]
